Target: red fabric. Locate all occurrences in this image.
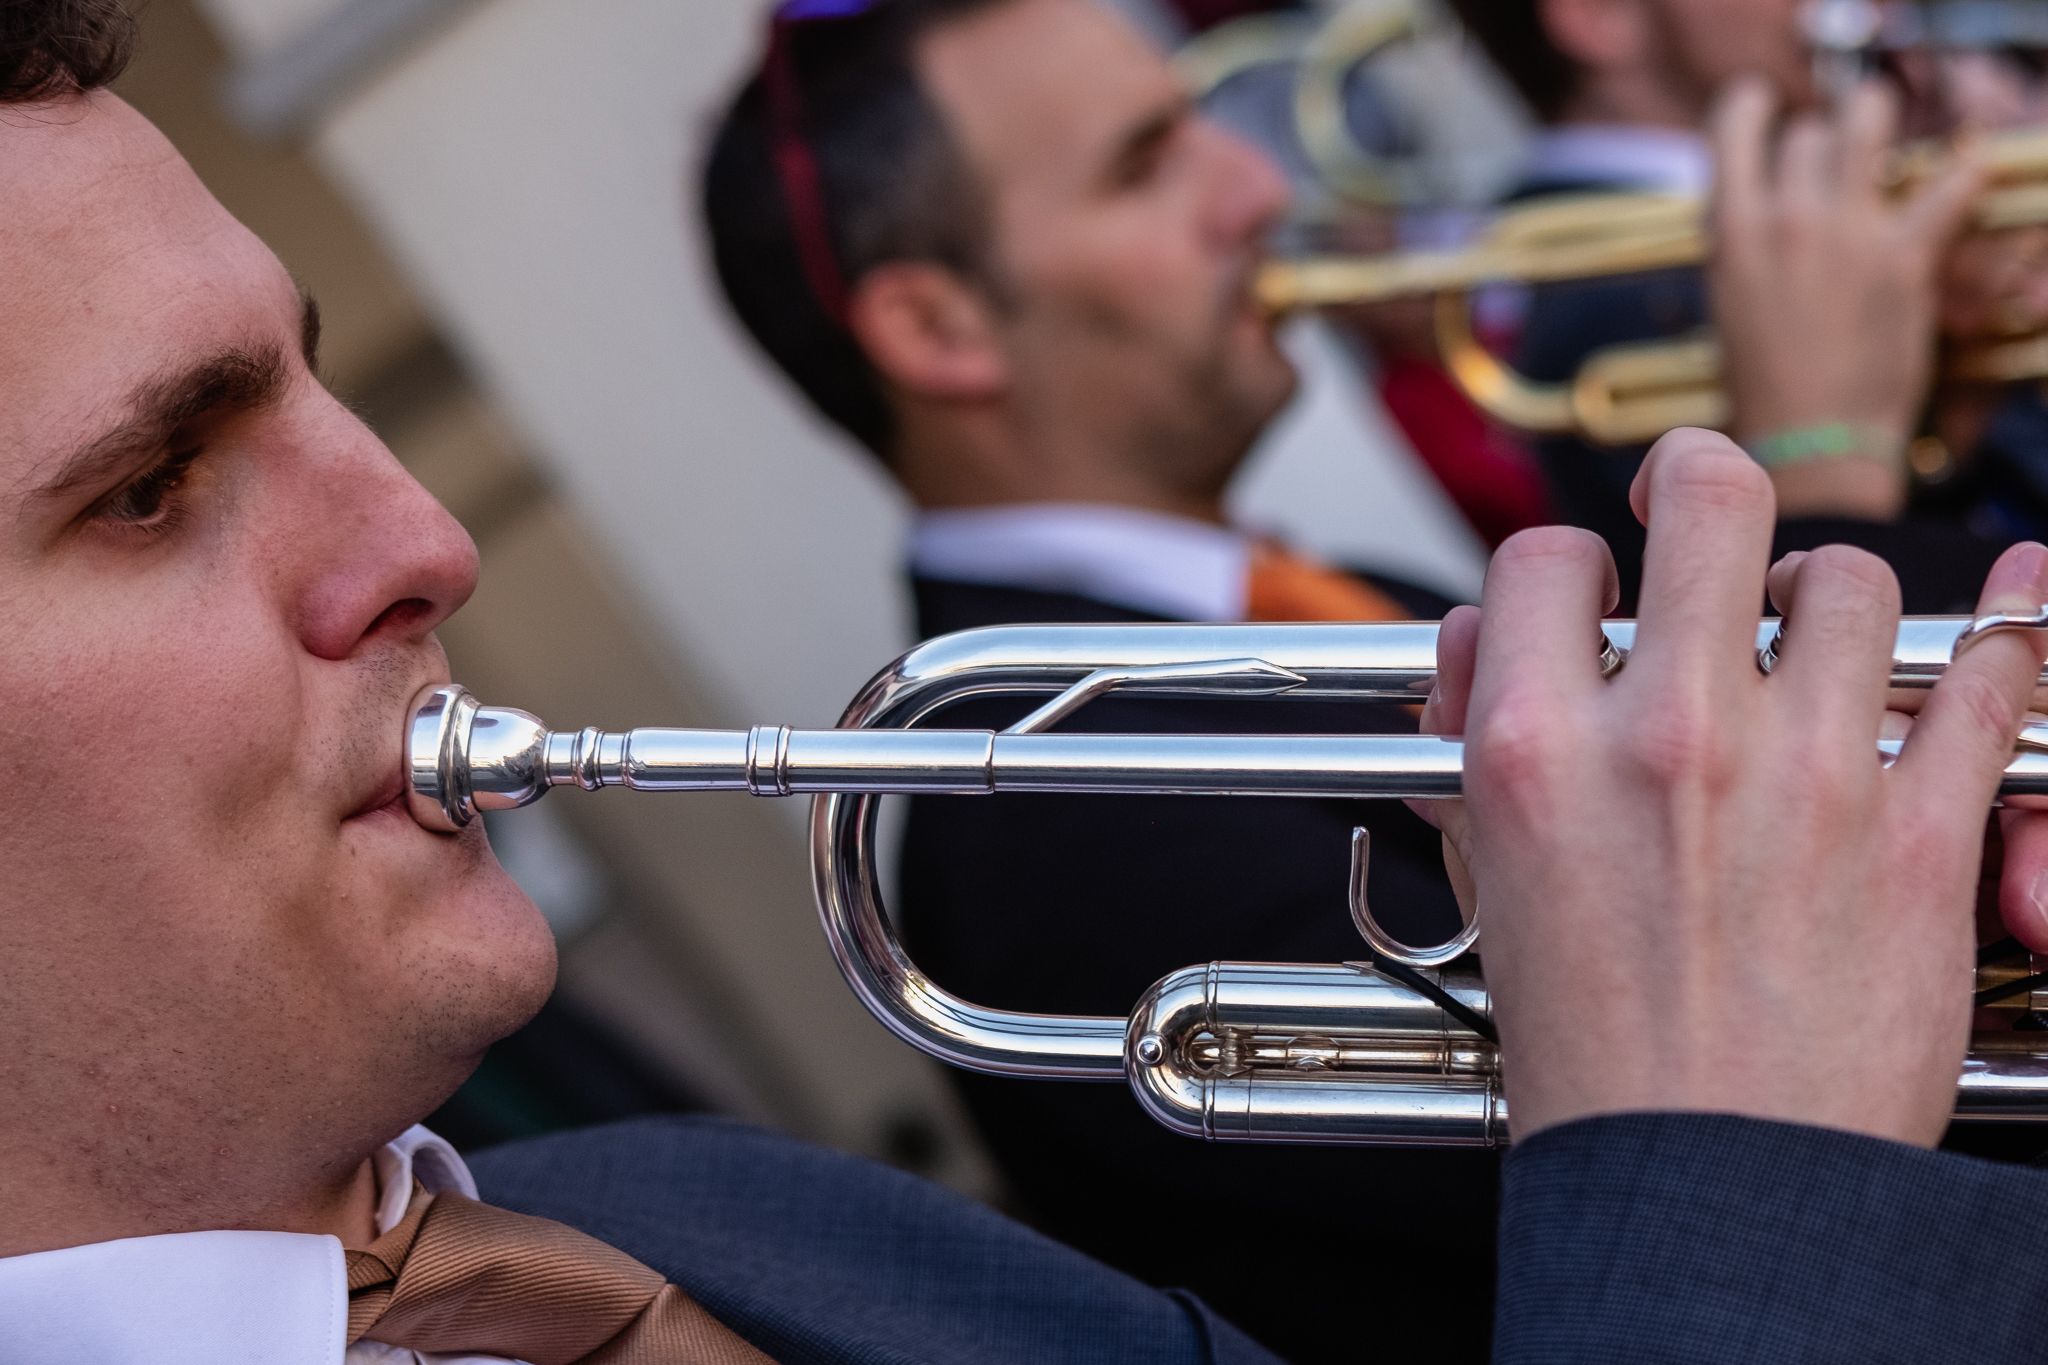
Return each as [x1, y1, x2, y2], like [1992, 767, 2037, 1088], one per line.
[1378, 357, 1553, 547]
[764, 25, 851, 327]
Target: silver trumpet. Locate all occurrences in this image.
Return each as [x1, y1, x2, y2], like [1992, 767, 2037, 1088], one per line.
[405, 618, 2048, 1148]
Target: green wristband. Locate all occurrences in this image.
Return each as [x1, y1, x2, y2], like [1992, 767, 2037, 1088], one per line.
[1745, 421, 1897, 470]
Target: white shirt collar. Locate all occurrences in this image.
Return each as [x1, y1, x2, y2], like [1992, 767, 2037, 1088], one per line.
[372, 1125, 481, 1230]
[0, 1125, 509, 1365]
[1519, 124, 1712, 196]
[910, 503, 1252, 622]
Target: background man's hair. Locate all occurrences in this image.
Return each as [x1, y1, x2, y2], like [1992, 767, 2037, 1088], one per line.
[1, 0, 136, 103]
[701, 0, 1009, 464]
[1446, 0, 1577, 122]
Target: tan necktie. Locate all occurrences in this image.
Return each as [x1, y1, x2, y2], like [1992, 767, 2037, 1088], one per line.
[346, 1182, 776, 1364]
[1246, 541, 1409, 622]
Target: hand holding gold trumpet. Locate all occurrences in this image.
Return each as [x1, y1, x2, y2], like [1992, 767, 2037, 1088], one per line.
[1257, 107, 2048, 451]
[1708, 78, 1984, 520]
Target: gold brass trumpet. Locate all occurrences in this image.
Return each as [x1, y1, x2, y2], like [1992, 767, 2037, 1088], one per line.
[1178, 0, 1438, 206]
[1258, 129, 2048, 446]
[409, 619, 2048, 1148]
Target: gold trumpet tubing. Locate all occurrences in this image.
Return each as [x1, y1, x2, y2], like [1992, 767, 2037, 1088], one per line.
[1968, 180, 2048, 235]
[1428, 289, 1730, 443]
[1256, 192, 1704, 309]
[1176, 0, 1429, 209]
[1259, 134, 2048, 313]
[1261, 193, 1713, 439]
[1568, 336, 1727, 446]
[1562, 323, 2048, 450]
[1293, 0, 1428, 207]
[1173, 11, 1318, 95]
[1257, 127, 2048, 444]
[1889, 127, 2048, 205]
[1950, 333, 2048, 386]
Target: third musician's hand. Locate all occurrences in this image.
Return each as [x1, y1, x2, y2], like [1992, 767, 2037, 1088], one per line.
[1428, 428, 2048, 1147]
[1709, 79, 1983, 520]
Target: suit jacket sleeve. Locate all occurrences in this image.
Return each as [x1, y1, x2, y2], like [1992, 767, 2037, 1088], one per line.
[1494, 1112, 2048, 1364]
[472, 1112, 2048, 1364]
[469, 1116, 1285, 1365]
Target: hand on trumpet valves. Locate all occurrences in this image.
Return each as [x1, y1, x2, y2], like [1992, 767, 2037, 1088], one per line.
[1410, 426, 2048, 1149]
[1709, 78, 1985, 519]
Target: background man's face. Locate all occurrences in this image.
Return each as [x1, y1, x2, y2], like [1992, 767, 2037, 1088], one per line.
[919, 0, 1298, 500]
[0, 96, 553, 1204]
[1650, 0, 1817, 111]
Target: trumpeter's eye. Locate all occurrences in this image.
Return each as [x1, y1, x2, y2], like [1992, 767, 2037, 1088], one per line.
[89, 445, 205, 536]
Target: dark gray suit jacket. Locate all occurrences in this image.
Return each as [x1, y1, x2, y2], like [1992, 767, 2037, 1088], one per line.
[471, 1111, 2048, 1364]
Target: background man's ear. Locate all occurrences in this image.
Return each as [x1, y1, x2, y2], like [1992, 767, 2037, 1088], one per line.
[847, 261, 1009, 400]
[1540, 0, 1651, 72]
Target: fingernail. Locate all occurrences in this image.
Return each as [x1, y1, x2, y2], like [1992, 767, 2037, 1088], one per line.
[2006, 541, 2048, 602]
[2029, 866, 2048, 925]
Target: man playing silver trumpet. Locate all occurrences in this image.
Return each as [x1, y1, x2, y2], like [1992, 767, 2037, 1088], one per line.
[14, 0, 2048, 1360]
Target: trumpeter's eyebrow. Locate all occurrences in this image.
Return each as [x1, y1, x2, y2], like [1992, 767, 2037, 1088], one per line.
[31, 341, 290, 505]
[28, 286, 319, 509]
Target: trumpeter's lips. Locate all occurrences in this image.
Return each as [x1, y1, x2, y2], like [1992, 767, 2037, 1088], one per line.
[343, 763, 408, 824]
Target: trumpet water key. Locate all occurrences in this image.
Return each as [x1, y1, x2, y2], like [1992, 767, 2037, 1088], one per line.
[406, 618, 2048, 1148]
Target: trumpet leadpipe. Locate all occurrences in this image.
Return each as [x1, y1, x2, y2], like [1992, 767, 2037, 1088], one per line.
[406, 616, 2048, 832]
[410, 689, 2048, 836]
[406, 686, 1473, 832]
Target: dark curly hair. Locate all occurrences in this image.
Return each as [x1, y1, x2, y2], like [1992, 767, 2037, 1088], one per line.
[0, 0, 136, 103]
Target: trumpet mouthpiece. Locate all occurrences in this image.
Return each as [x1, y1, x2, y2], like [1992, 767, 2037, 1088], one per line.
[1253, 262, 1306, 317]
[406, 683, 554, 833]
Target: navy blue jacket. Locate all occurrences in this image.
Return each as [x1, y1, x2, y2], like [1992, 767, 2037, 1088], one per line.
[471, 1112, 2048, 1364]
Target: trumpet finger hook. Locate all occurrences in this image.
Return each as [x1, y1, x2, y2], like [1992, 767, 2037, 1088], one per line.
[1349, 826, 1480, 969]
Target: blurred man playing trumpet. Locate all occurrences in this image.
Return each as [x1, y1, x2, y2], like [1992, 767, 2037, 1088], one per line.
[701, 2, 1493, 1356]
[1452, 0, 2048, 611]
